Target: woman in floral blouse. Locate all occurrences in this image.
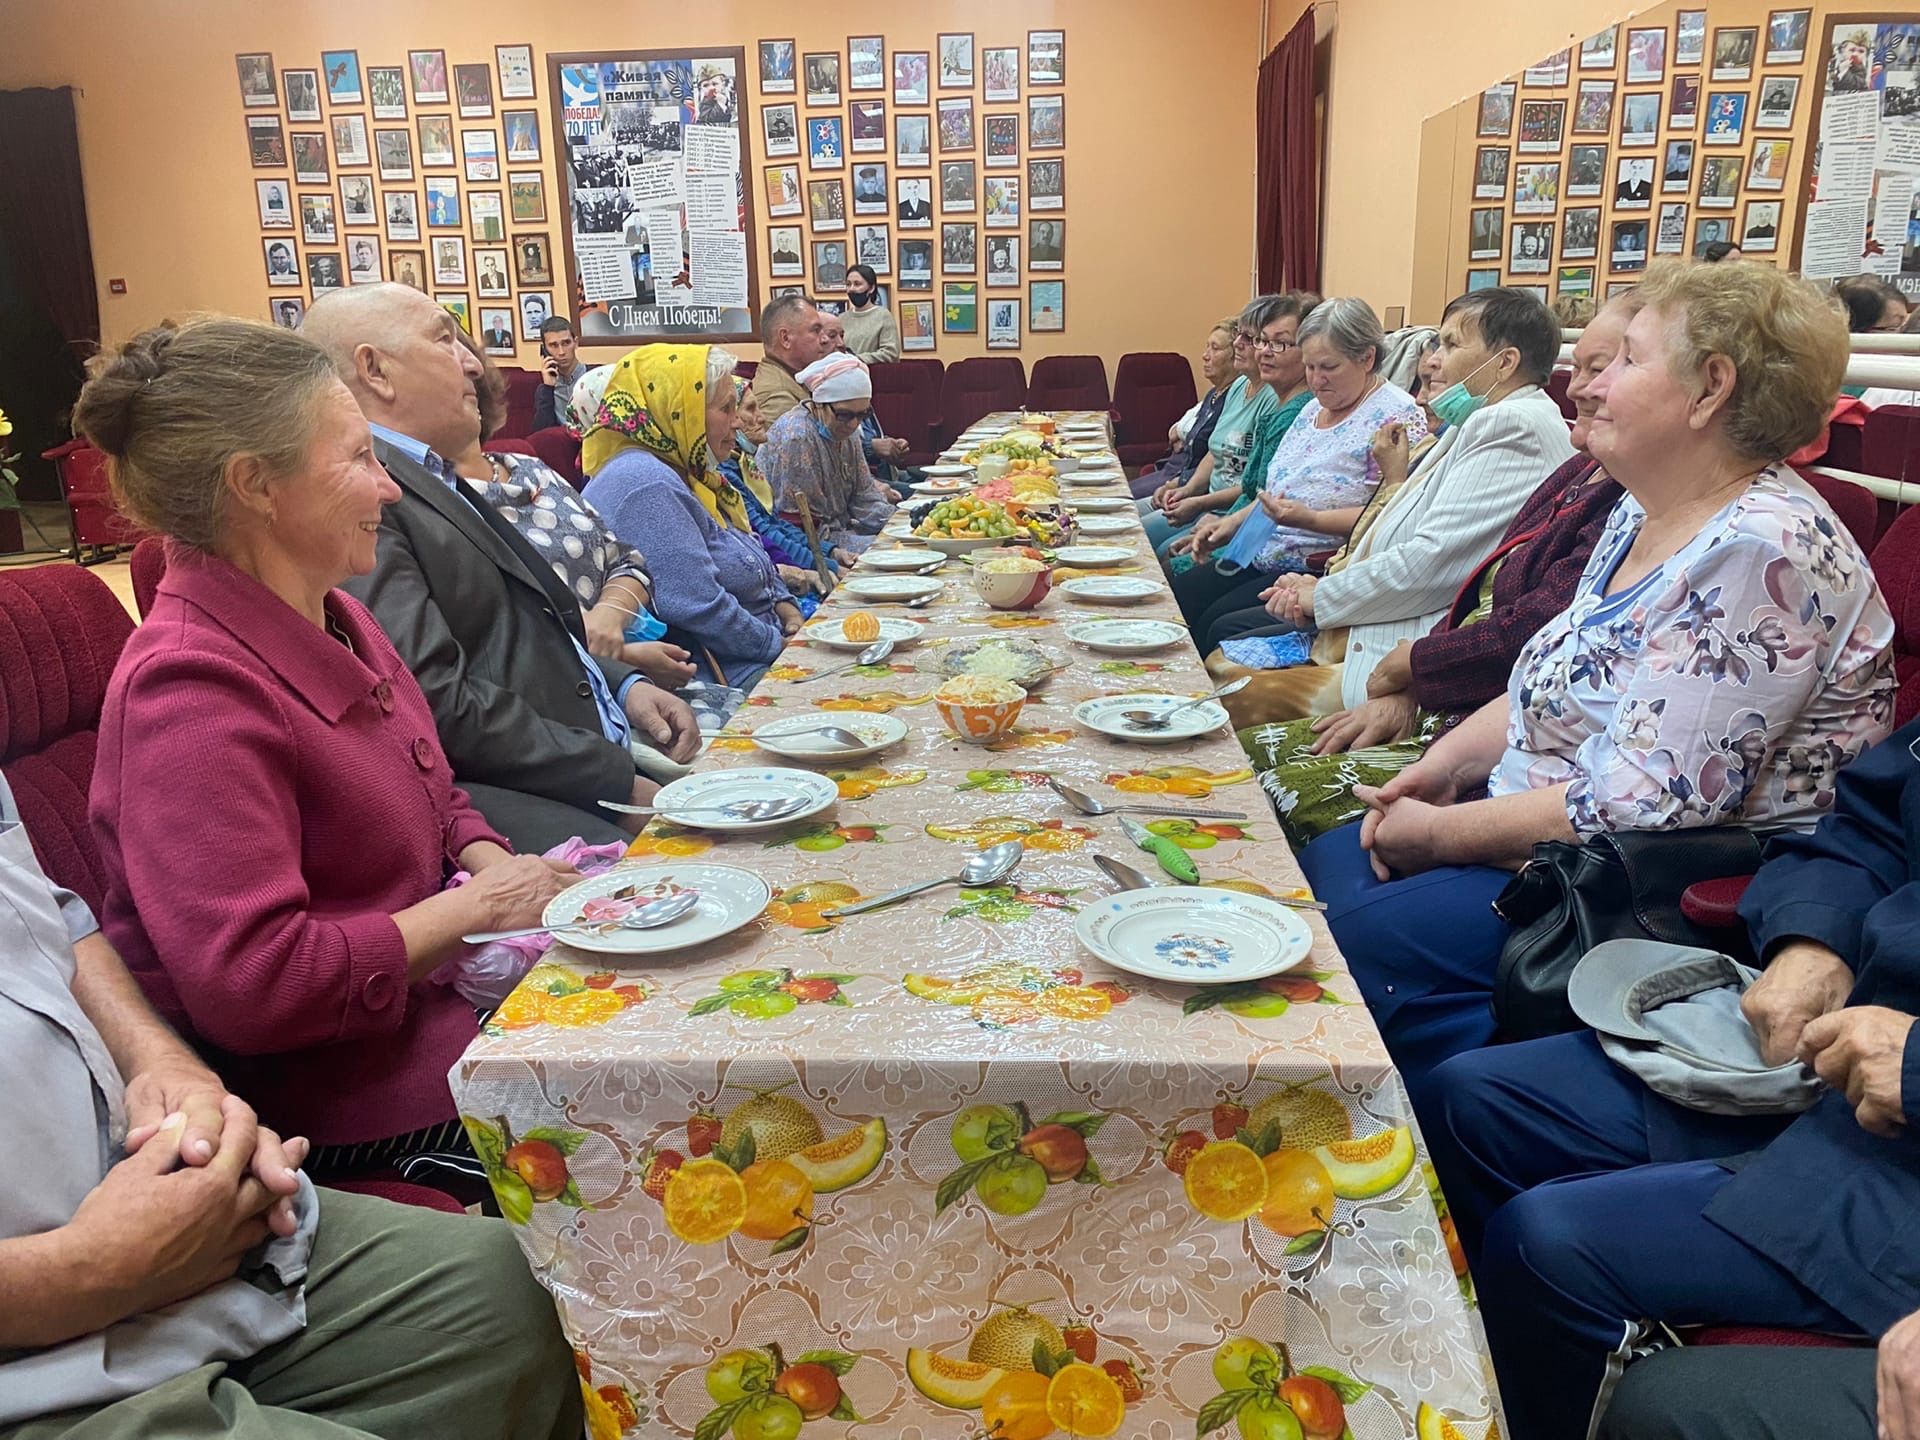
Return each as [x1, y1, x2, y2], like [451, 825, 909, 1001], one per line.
[1299, 259, 1897, 1106]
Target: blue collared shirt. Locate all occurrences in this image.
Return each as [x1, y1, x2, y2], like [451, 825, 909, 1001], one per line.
[370, 423, 635, 746]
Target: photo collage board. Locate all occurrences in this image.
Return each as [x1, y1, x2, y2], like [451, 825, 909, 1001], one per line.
[754, 28, 1067, 350]
[549, 49, 761, 346]
[1796, 14, 1920, 298]
[1458, 4, 1813, 304]
[239, 44, 558, 355]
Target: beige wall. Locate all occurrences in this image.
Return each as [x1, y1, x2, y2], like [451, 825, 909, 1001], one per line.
[1319, 0, 1642, 312]
[0, 0, 1261, 377]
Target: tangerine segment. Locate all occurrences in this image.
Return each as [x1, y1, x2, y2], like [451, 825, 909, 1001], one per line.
[1036, 987, 1113, 1019]
[1183, 1140, 1270, 1221]
[1046, 1362, 1126, 1437]
[493, 988, 548, 1030]
[662, 1158, 747, 1244]
[1257, 1148, 1336, 1237]
[542, 990, 627, 1028]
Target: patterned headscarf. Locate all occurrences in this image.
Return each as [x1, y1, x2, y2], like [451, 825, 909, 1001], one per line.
[576, 344, 750, 532]
[731, 376, 777, 511]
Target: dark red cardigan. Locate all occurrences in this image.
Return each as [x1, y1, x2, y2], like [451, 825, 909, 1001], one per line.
[1406, 455, 1623, 717]
[90, 546, 502, 1147]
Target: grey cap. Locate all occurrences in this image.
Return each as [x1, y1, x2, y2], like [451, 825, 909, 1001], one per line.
[1567, 939, 1825, 1116]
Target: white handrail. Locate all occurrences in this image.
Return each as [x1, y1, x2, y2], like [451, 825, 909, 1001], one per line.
[1560, 327, 1920, 355]
[1551, 343, 1920, 390]
[1805, 464, 1920, 507]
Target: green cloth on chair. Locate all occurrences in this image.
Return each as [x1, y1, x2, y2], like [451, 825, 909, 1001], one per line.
[1240, 712, 1447, 848]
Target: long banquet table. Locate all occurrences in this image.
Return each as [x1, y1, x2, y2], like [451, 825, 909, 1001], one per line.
[451, 413, 1501, 1440]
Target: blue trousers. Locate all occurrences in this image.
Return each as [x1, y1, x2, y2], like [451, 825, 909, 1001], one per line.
[1427, 1033, 1849, 1440]
[1298, 823, 1512, 1116]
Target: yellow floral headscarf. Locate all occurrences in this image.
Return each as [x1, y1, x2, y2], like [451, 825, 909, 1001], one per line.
[579, 343, 750, 532]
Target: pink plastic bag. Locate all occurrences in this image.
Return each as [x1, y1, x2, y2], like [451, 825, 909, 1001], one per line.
[431, 838, 629, 1007]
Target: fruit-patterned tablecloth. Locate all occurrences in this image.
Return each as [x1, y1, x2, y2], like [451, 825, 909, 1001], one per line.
[451, 415, 1500, 1440]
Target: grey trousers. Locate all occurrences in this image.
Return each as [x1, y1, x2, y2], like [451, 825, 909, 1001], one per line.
[460, 781, 628, 851]
[4, 1190, 582, 1440]
[1599, 1344, 1876, 1440]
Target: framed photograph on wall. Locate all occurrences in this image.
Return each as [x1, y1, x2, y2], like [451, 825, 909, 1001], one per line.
[432, 234, 467, 285]
[1029, 94, 1064, 149]
[424, 175, 460, 227]
[1567, 144, 1607, 196]
[1510, 219, 1553, 273]
[308, 252, 345, 295]
[1749, 137, 1792, 191]
[1766, 9, 1811, 64]
[509, 171, 545, 222]
[284, 69, 321, 122]
[479, 306, 517, 355]
[1711, 27, 1756, 81]
[517, 292, 553, 340]
[759, 40, 797, 94]
[985, 46, 1021, 102]
[851, 100, 886, 153]
[339, 174, 377, 227]
[513, 234, 553, 285]
[271, 296, 306, 328]
[346, 237, 382, 284]
[1676, 11, 1708, 66]
[1479, 82, 1515, 138]
[1562, 207, 1600, 258]
[1671, 74, 1700, 128]
[503, 110, 540, 163]
[1656, 200, 1689, 253]
[984, 174, 1020, 228]
[812, 238, 849, 289]
[1613, 153, 1655, 208]
[807, 177, 847, 233]
[1755, 76, 1799, 129]
[248, 114, 287, 168]
[369, 66, 407, 120]
[938, 33, 975, 88]
[376, 128, 414, 181]
[896, 112, 931, 166]
[1704, 91, 1747, 144]
[290, 132, 327, 184]
[1698, 152, 1742, 207]
[462, 128, 499, 181]
[236, 53, 276, 108]
[898, 237, 934, 289]
[763, 103, 799, 158]
[1475, 146, 1511, 199]
[943, 280, 979, 333]
[894, 50, 930, 104]
[901, 299, 936, 351]
[1028, 156, 1063, 210]
[1029, 216, 1063, 270]
[257, 179, 293, 228]
[896, 173, 933, 228]
[469, 191, 505, 242]
[940, 159, 976, 212]
[1030, 280, 1064, 333]
[1514, 161, 1561, 215]
[331, 114, 369, 167]
[1742, 199, 1781, 252]
[986, 114, 1019, 167]
[1610, 219, 1649, 271]
[987, 298, 1020, 349]
[1518, 99, 1564, 152]
[437, 293, 471, 333]
[1579, 26, 1618, 70]
[1469, 206, 1502, 260]
[1626, 28, 1666, 85]
[804, 51, 842, 106]
[1663, 138, 1694, 191]
[855, 222, 891, 273]
[1467, 268, 1500, 292]
[984, 233, 1020, 286]
[496, 44, 536, 100]
[409, 50, 449, 105]
[321, 50, 362, 105]
[766, 225, 804, 278]
[807, 115, 844, 168]
[1694, 215, 1732, 253]
[472, 246, 509, 296]
[387, 248, 425, 292]
[1028, 30, 1064, 86]
[1557, 265, 1595, 297]
[852, 160, 889, 214]
[942, 220, 977, 271]
[385, 190, 419, 241]
[847, 36, 886, 92]
[300, 194, 335, 244]
[454, 63, 493, 118]
[417, 115, 455, 167]
[1574, 80, 1615, 135]
[938, 97, 975, 151]
[764, 163, 802, 217]
[1621, 93, 1661, 146]
[1524, 49, 1571, 87]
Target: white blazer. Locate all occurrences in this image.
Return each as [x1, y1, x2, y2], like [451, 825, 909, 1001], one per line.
[1313, 385, 1576, 709]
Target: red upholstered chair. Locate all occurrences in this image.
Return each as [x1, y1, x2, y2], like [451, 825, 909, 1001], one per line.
[497, 369, 541, 439]
[735, 358, 759, 382]
[0, 566, 136, 916]
[1689, 1326, 1868, 1349]
[1546, 368, 1574, 420]
[42, 439, 138, 563]
[129, 535, 168, 619]
[869, 359, 945, 465]
[486, 438, 537, 458]
[326, 1175, 469, 1214]
[1026, 355, 1111, 415]
[1798, 471, 1879, 550]
[937, 357, 1027, 448]
[528, 426, 584, 482]
[1112, 352, 1200, 469]
[1859, 403, 1920, 483]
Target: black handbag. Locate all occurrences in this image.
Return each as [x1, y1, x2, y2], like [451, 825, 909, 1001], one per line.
[1489, 828, 1765, 1041]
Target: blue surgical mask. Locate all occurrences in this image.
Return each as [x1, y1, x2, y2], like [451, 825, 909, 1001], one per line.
[1428, 353, 1504, 428]
[623, 608, 668, 643]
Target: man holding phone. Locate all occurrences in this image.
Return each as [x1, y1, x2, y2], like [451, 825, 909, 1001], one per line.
[531, 315, 588, 430]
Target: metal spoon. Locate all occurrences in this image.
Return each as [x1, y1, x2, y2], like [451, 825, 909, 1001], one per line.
[1093, 853, 1158, 892]
[1121, 676, 1252, 731]
[823, 839, 1023, 918]
[1049, 777, 1249, 822]
[869, 593, 937, 608]
[799, 637, 896, 681]
[759, 723, 873, 749]
[597, 796, 810, 821]
[462, 889, 702, 945]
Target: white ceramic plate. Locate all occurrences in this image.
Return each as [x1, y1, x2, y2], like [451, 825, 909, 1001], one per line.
[1074, 515, 1135, 536]
[1052, 544, 1135, 567]
[921, 532, 1018, 556]
[1074, 889, 1313, 985]
[650, 767, 840, 831]
[1065, 618, 1188, 654]
[924, 462, 973, 476]
[1061, 576, 1167, 604]
[860, 547, 946, 571]
[804, 614, 927, 649]
[1066, 469, 1124, 487]
[543, 864, 773, 956]
[1074, 692, 1230, 744]
[921, 475, 969, 493]
[1063, 495, 1132, 513]
[750, 711, 910, 761]
[840, 574, 945, 601]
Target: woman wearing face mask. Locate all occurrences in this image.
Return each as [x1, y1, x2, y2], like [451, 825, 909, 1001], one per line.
[755, 352, 896, 555]
[719, 379, 850, 609]
[1168, 297, 1424, 650]
[839, 263, 901, 363]
[1210, 288, 1577, 727]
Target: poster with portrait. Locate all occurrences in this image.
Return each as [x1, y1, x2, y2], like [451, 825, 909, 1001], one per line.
[257, 179, 292, 228]
[271, 296, 306, 328]
[1028, 217, 1064, 270]
[386, 191, 420, 241]
[1712, 27, 1757, 82]
[762, 103, 799, 158]
[852, 161, 890, 215]
[759, 40, 796, 94]
[1474, 147, 1510, 199]
[1562, 206, 1600, 258]
[940, 159, 976, 212]
[855, 222, 891, 274]
[987, 298, 1020, 349]
[1469, 206, 1503, 259]
[1611, 219, 1650, 270]
[285, 69, 321, 122]
[1663, 139, 1695, 192]
[1568, 144, 1607, 197]
[898, 238, 934, 289]
[479, 306, 517, 355]
[264, 237, 300, 286]
[237, 53, 276, 108]
[804, 51, 841, 106]
[514, 234, 553, 285]
[1742, 199, 1782, 251]
[551, 49, 758, 343]
[1509, 219, 1553, 273]
[1656, 200, 1689, 253]
[985, 233, 1020, 287]
[347, 236, 383, 285]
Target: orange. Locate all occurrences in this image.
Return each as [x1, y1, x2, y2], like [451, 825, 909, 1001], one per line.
[662, 1158, 747, 1244]
[493, 987, 548, 1030]
[1257, 1149, 1336, 1237]
[1045, 1362, 1126, 1437]
[843, 610, 882, 642]
[738, 1159, 814, 1240]
[541, 989, 627, 1028]
[1163, 777, 1212, 797]
[629, 831, 712, 858]
[1037, 986, 1113, 1020]
[1183, 1140, 1270, 1221]
[981, 1371, 1053, 1440]
[1021, 827, 1088, 852]
[1111, 775, 1169, 794]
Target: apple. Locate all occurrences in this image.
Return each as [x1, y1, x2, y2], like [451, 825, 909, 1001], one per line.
[503, 1138, 568, 1202]
[1278, 1376, 1344, 1439]
[1018, 1123, 1090, 1182]
[773, 1361, 841, 1420]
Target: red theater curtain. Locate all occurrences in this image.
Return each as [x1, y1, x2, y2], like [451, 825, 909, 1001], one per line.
[1256, 12, 1321, 294]
[0, 87, 101, 347]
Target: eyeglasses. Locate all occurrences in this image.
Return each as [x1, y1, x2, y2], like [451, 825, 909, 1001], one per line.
[1254, 337, 1298, 353]
[827, 404, 871, 423]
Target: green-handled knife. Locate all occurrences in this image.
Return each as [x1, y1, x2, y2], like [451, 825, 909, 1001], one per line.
[1119, 816, 1199, 884]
